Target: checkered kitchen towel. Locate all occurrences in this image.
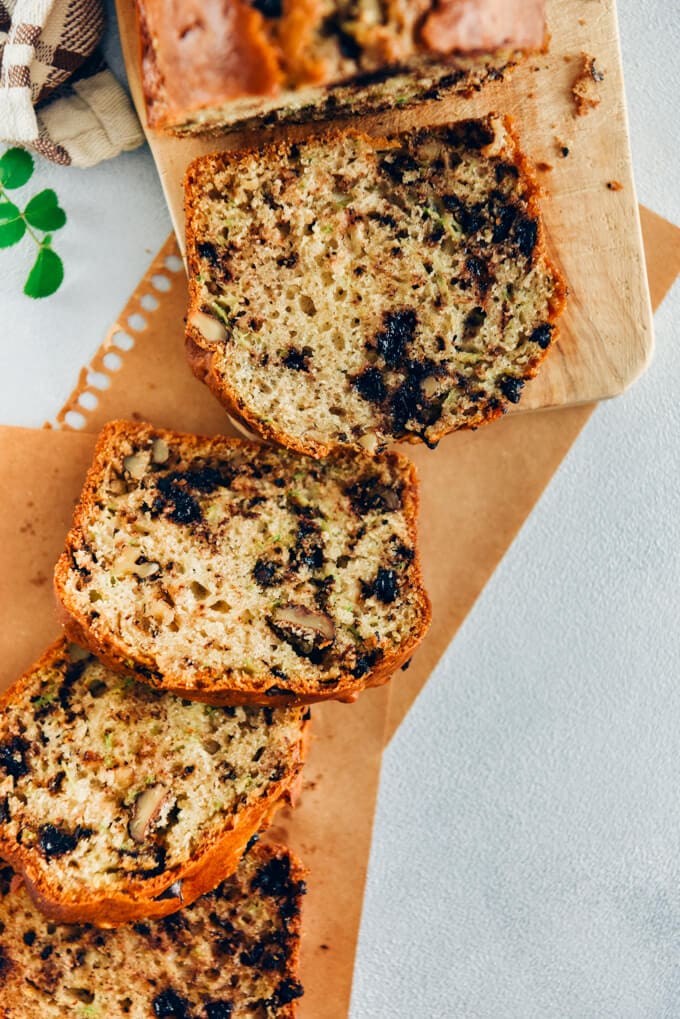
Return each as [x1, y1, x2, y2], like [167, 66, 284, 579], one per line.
[0, 0, 143, 166]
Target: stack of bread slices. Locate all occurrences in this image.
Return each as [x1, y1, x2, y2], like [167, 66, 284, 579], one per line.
[1, 2, 569, 1014]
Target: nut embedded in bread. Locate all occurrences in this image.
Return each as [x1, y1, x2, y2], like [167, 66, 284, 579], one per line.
[54, 421, 431, 706]
[0, 639, 308, 924]
[137, 0, 547, 135]
[0, 841, 305, 1017]
[185, 116, 566, 458]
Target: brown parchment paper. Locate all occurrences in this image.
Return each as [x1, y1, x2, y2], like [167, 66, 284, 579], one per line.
[0, 209, 677, 1016]
[0, 428, 389, 1019]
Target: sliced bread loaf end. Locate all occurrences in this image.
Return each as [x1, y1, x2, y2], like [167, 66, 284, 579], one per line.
[0, 841, 305, 1018]
[0, 639, 308, 924]
[138, 0, 546, 135]
[54, 422, 431, 706]
[185, 116, 566, 458]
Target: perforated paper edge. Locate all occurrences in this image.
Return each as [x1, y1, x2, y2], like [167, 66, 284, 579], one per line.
[49, 235, 185, 431]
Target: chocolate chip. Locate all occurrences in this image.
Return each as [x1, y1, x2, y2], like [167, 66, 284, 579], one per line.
[351, 648, 383, 679]
[514, 217, 538, 258]
[372, 568, 398, 604]
[466, 256, 490, 294]
[375, 310, 417, 367]
[390, 361, 443, 435]
[39, 824, 94, 859]
[23, 930, 36, 946]
[282, 348, 309, 372]
[346, 477, 401, 514]
[182, 466, 226, 493]
[0, 736, 29, 779]
[40, 945, 53, 960]
[274, 978, 305, 1005]
[442, 194, 486, 235]
[160, 911, 187, 933]
[154, 476, 201, 525]
[499, 376, 525, 404]
[152, 989, 189, 1018]
[491, 202, 517, 243]
[197, 242, 219, 265]
[0, 797, 10, 823]
[251, 0, 282, 16]
[58, 658, 87, 712]
[495, 163, 520, 184]
[205, 1004, 234, 1019]
[254, 857, 294, 899]
[352, 367, 386, 403]
[530, 323, 553, 349]
[253, 560, 281, 588]
[379, 152, 418, 184]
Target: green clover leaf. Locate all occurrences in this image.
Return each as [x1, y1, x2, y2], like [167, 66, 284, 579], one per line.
[24, 245, 64, 299]
[0, 201, 26, 247]
[0, 146, 65, 299]
[0, 148, 34, 189]
[24, 189, 66, 232]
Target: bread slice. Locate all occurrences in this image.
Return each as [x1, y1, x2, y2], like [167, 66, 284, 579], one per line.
[0, 840, 305, 1017]
[185, 116, 566, 458]
[0, 639, 308, 924]
[54, 421, 431, 706]
[137, 0, 546, 136]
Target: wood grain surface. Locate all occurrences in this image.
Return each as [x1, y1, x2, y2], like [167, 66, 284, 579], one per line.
[115, 0, 653, 413]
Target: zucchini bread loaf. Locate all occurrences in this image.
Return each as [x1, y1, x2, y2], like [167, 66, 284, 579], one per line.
[0, 639, 308, 924]
[0, 841, 305, 1018]
[54, 421, 431, 706]
[137, 0, 546, 135]
[185, 116, 566, 458]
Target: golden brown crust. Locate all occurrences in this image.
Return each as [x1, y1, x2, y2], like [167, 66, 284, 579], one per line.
[137, 0, 546, 132]
[136, 0, 281, 130]
[184, 120, 567, 458]
[0, 638, 309, 925]
[420, 0, 547, 54]
[54, 422, 431, 707]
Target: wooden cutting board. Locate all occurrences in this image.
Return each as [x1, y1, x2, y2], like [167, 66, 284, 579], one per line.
[115, 0, 653, 414]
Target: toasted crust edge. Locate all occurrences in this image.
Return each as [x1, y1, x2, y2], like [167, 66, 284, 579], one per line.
[183, 117, 567, 458]
[53, 421, 432, 706]
[0, 636, 309, 925]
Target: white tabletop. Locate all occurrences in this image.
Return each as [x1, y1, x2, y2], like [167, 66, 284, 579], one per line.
[2, 3, 679, 1016]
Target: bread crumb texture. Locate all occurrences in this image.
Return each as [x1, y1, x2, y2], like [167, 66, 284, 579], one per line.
[0, 841, 305, 1018]
[55, 423, 430, 703]
[0, 640, 306, 904]
[186, 117, 565, 456]
[572, 52, 604, 116]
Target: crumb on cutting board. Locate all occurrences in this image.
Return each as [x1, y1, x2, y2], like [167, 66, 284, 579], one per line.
[536, 161, 554, 172]
[607, 180, 624, 191]
[572, 53, 605, 116]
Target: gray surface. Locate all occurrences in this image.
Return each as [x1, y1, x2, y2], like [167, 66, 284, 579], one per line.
[1, 2, 679, 1016]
